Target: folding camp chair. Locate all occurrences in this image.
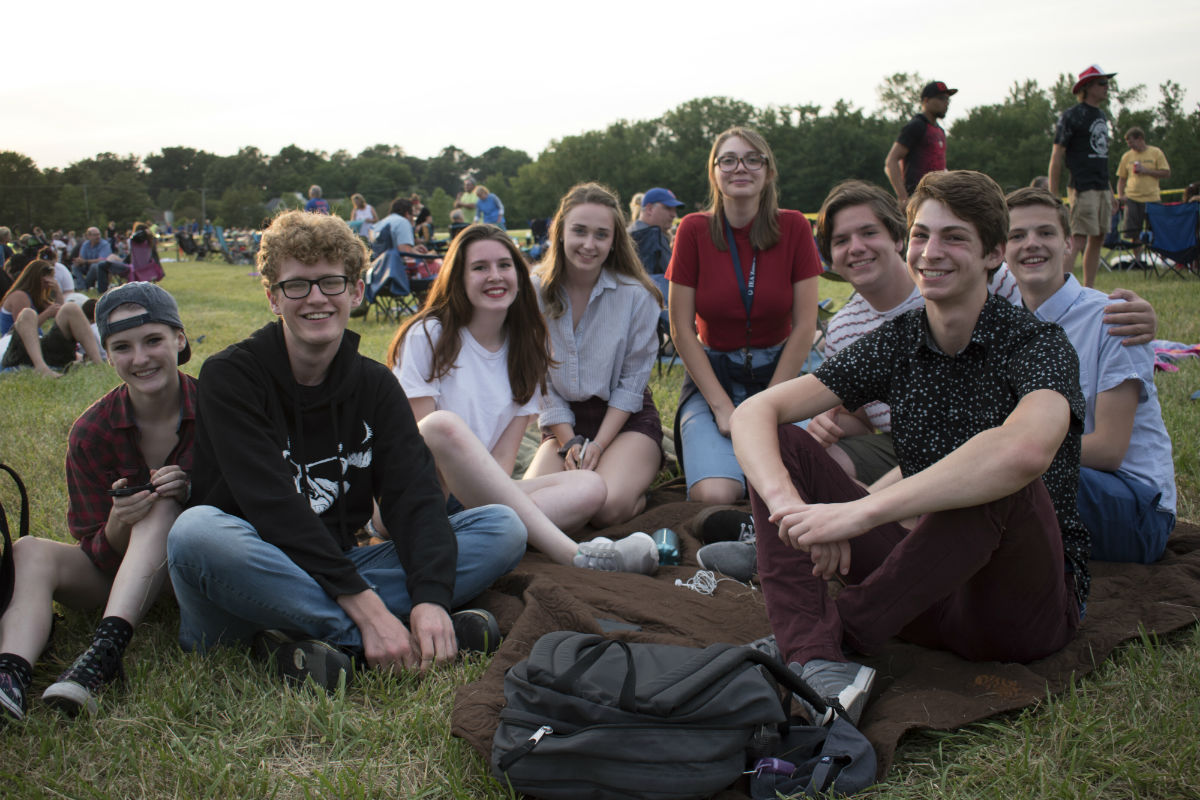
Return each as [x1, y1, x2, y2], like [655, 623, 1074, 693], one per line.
[1100, 208, 1143, 271]
[648, 274, 678, 376]
[364, 250, 418, 321]
[1144, 202, 1200, 279]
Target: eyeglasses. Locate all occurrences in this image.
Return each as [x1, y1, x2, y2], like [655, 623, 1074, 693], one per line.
[1094, 80, 1109, 87]
[714, 153, 768, 172]
[271, 275, 350, 299]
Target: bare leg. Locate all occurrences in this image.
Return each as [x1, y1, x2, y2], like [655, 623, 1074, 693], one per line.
[826, 443, 858, 481]
[689, 477, 744, 505]
[56, 302, 103, 364]
[0, 539, 110, 664]
[591, 431, 661, 527]
[11, 308, 59, 378]
[1082, 234, 1103, 288]
[518, 473, 606, 532]
[524, 438, 567, 478]
[419, 411, 595, 565]
[102, 499, 180, 623]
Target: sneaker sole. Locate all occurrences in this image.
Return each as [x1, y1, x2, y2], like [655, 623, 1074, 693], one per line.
[452, 610, 501, 656]
[0, 691, 26, 722]
[696, 546, 756, 583]
[833, 664, 877, 726]
[42, 681, 97, 717]
[255, 631, 352, 692]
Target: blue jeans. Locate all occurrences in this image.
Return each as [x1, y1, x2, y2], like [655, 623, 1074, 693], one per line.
[167, 504, 526, 651]
[1077, 467, 1174, 564]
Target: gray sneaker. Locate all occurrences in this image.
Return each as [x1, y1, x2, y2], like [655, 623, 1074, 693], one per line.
[696, 539, 757, 582]
[791, 658, 876, 726]
[574, 532, 659, 575]
[253, 630, 353, 692]
[744, 633, 781, 662]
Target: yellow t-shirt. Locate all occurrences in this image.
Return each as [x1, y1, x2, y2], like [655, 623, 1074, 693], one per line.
[1117, 145, 1170, 202]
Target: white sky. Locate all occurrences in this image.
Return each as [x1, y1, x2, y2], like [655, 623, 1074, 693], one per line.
[7, 0, 1199, 170]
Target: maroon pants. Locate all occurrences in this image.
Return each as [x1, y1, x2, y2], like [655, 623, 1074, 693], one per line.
[750, 426, 1080, 665]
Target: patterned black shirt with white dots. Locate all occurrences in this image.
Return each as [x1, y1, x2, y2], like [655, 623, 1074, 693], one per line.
[815, 294, 1091, 605]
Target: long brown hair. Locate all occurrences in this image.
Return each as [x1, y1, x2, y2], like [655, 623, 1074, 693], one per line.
[385, 224, 552, 405]
[706, 126, 782, 252]
[2, 259, 55, 311]
[536, 182, 663, 319]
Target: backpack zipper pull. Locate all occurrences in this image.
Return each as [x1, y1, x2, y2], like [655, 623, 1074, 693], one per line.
[498, 726, 554, 771]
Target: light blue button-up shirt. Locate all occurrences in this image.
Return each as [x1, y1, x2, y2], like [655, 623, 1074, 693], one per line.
[1033, 275, 1175, 513]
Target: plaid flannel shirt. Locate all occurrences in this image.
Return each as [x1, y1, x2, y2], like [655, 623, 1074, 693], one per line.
[66, 372, 198, 572]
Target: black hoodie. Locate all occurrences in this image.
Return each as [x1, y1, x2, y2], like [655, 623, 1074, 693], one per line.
[190, 321, 456, 609]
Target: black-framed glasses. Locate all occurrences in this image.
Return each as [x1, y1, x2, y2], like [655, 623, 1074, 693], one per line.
[714, 153, 768, 172]
[271, 275, 350, 299]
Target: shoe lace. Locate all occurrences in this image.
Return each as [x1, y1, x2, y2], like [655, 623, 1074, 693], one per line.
[577, 542, 622, 571]
[61, 638, 124, 691]
[738, 521, 756, 542]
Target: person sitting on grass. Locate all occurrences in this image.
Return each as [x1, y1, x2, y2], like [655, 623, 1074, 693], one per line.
[523, 183, 666, 530]
[1, 259, 104, 378]
[1005, 187, 1175, 563]
[0, 282, 196, 722]
[167, 211, 525, 692]
[731, 170, 1090, 726]
[696, 180, 1158, 584]
[386, 223, 656, 574]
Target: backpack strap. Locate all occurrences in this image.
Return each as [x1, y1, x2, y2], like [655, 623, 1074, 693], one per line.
[0, 461, 30, 613]
[740, 647, 833, 721]
[550, 638, 637, 712]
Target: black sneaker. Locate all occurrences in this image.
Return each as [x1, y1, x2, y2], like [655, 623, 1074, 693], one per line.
[451, 609, 501, 656]
[253, 630, 353, 692]
[42, 637, 125, 717]
[0, 669, 27, 723]
[692, 507, 755, 544]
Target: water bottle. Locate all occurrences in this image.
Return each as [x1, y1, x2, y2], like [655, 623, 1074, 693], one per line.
[652, 527, 681, 566]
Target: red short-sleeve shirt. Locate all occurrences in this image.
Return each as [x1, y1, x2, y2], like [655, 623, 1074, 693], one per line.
[666, 210, 822, 351]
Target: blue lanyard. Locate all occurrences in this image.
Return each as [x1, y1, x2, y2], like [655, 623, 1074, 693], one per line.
[724, 218, 760, 372]
[724, 218, 757, 321]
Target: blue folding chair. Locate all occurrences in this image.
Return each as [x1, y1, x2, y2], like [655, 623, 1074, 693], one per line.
[1144, 202, 1200, 279]
[364, 250, 417, 321]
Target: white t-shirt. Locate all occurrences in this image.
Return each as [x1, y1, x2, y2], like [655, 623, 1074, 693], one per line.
[53, 262, 75, 293]
[394, 318, 540, 452]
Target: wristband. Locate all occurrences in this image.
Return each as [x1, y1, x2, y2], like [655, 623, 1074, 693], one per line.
[557, 435, 586, 458]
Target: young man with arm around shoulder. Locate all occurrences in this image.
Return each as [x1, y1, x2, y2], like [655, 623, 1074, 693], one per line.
[166, 211, 525, 690]
[1006, 188, 1175, 563]
[0, 283, 196, 722]
[731, 171, 1089, 726]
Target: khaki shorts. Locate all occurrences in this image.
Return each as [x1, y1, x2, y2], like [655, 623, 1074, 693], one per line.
[835, 432, 898, 486]
[1068, 188, 1112, 237]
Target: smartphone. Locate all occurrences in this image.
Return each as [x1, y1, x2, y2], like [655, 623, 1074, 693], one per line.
[106, 482, 155, 497]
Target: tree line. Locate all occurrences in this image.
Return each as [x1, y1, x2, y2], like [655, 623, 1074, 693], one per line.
[1, 73, 1196, 234]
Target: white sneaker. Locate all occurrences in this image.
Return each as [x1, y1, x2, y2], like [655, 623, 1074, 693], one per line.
[574, 532, 660, 575]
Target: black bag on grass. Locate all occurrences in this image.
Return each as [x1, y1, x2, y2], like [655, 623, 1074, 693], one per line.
[491, 630, 857, 800]
[0, 462, 30, 613]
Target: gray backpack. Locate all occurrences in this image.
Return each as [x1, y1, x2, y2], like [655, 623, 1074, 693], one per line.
[491, 631, 875, 799]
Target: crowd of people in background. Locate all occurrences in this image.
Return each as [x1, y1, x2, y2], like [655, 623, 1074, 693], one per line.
[0, 64, 1193, 752]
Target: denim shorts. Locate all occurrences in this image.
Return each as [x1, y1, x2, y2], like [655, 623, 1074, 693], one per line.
[680, 343, 804, 494]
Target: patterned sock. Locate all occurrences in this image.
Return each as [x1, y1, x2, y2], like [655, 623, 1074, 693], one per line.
[0, 653, 33, 689]
[95, 616, 134, 653]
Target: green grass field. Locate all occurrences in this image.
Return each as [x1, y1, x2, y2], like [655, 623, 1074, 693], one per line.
[1, 259, 1198, 798]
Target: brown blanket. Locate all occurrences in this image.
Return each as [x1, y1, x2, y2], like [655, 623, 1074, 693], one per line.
[452, 486, 1200, 792]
